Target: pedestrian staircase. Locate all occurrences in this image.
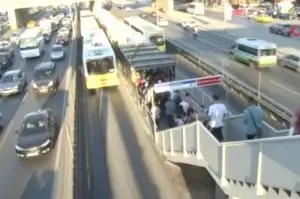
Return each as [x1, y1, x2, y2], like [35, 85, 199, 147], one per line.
[154, 116, 300, 199]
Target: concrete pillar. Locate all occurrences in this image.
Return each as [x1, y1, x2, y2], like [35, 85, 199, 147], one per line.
[7, 8, 30, 30]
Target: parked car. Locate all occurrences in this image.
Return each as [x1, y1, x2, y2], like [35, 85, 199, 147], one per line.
[15, 109, 58, 158]
[0, 55, 13, 75]
[269, 24, 291, 37]
[278, 54, 300, 72]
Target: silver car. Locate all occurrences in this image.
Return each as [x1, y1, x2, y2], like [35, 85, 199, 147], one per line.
[0, 69, 27, 96]
[279, 54, 300, 72]
[50, 45, 65, 60]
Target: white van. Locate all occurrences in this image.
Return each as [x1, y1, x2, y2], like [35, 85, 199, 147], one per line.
[18, 27, 44, 59]
[187, 3, 205, 15]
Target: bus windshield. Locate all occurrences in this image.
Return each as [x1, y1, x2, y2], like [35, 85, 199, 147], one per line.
[260, 48, 276, 56]
[150, 35, 164, 46]
[19, 38, 38, 50]
[86, 56, 114, 75]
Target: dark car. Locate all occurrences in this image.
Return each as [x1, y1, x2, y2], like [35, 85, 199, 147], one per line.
[0, 55, 13, 75]
[15, 109, 57, 158]
[0, 69, 27, 96]
[56, 33, 69, 45]
[269, 24, 291, 36]
[50, 44, 65, 60]
[0, 40, 13, 59]
[32, 61, 58, 94]
[43, 33, 51, 43]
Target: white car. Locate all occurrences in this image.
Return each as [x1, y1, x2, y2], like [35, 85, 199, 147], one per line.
[158, 18, 168, 27]
[58, 27, 70, 37]
[124, 6, 132, 12]
[181, 19, 196, 29]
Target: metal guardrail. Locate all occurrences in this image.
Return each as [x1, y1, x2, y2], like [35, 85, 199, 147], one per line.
[166, 40, 293, 126]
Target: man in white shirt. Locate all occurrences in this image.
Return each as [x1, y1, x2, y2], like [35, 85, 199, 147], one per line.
[208, 94, 228, 142]
[180, 100, 189, 113]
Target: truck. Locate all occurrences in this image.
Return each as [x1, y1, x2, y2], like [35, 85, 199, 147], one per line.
[38, 18, 57, 42]
[186, 2, 205, 15]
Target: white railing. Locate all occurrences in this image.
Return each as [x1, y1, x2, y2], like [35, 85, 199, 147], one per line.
[155, 121, 300, 198]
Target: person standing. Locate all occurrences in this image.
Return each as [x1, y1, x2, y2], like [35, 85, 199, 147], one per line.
[289, 108, 300, 136]
[208, 94, 228, 142]
[151, 102, 161, 131]
[243, 97, 263, 140]
[165, 97, 176, 128]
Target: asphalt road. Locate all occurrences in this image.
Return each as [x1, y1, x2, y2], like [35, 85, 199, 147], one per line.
[0, 22, 73, 199]
[75, 71, 197, 199]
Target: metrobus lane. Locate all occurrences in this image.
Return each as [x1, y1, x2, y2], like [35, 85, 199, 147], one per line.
[77, 73, 187, 199]
[147, 17, 299, 112]
[0, 32, 74, 199]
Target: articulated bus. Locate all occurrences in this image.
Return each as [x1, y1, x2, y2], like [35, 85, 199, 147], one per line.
[124, 16, 166, 52]
[80, 13, 119, 90]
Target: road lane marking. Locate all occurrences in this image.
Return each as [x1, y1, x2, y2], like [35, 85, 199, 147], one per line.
[270, 80, 300, 97]
[21, 93, 27, 104]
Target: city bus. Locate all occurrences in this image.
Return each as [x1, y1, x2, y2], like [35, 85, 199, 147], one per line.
[229, 38, 277, 68]
[18, 27, 45, 59]
[124, 16, 166, 52]
[80, 13, 119, 91]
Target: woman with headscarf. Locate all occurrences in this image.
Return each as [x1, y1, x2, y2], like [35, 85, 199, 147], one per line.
[289, 108, 300, 136]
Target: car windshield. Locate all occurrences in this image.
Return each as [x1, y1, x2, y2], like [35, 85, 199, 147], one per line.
[52, 46, 63, 52]
[0, 73, 19, 83]
[150, 35, 164, 46]
[34, 69, 53, 80]
[21, 117, 46, 136]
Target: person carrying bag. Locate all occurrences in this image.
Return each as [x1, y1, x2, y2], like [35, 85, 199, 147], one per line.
[243, 97, 263, 140]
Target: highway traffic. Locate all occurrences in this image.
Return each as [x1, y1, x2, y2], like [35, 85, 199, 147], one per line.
[111, 7, 300, 114]
[0, 12, 73, 199]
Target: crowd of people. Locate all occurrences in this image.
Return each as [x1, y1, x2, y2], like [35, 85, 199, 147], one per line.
[133, 69, 300, 142]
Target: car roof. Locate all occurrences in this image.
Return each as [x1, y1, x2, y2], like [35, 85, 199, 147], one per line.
[24, 111, 47, 122]
[36, 61, 54, 70]
[3, 69, 21, 76]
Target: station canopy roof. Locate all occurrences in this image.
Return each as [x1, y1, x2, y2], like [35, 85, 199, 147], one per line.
[119, 43, 176, 71]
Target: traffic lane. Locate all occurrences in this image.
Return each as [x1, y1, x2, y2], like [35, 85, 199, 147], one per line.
[176, 57, 243, 114]
[193, 28, 300, 96]
[0, 11, 51, 128]
[111, 86, 186, 199]
[0, 38, 72, 199]
[163, 25, 298, 111]
[0, 31, 70, 130]
[149, 17, 299, 111]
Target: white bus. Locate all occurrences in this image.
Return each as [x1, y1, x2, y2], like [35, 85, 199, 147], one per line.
[80, 11, 119, 90]
[94, 8, 149, 45]
[18, 27, 45, 59]
[124, 16, 165, 52]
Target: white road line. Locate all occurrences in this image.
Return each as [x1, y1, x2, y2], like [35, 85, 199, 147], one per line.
[270, 80, 300, 97]
[0, 116, 16, 150]
[21, 92, 27, 104]
[66, 124, 73, 155]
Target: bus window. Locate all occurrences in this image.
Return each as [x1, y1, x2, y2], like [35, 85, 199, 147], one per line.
[237, 44, 258, 56]
[86, 57, 114, 75]
[260, 49, 276, 56]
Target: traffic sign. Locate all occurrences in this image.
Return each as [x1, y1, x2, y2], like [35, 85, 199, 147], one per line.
[154, 75, 222, 93]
